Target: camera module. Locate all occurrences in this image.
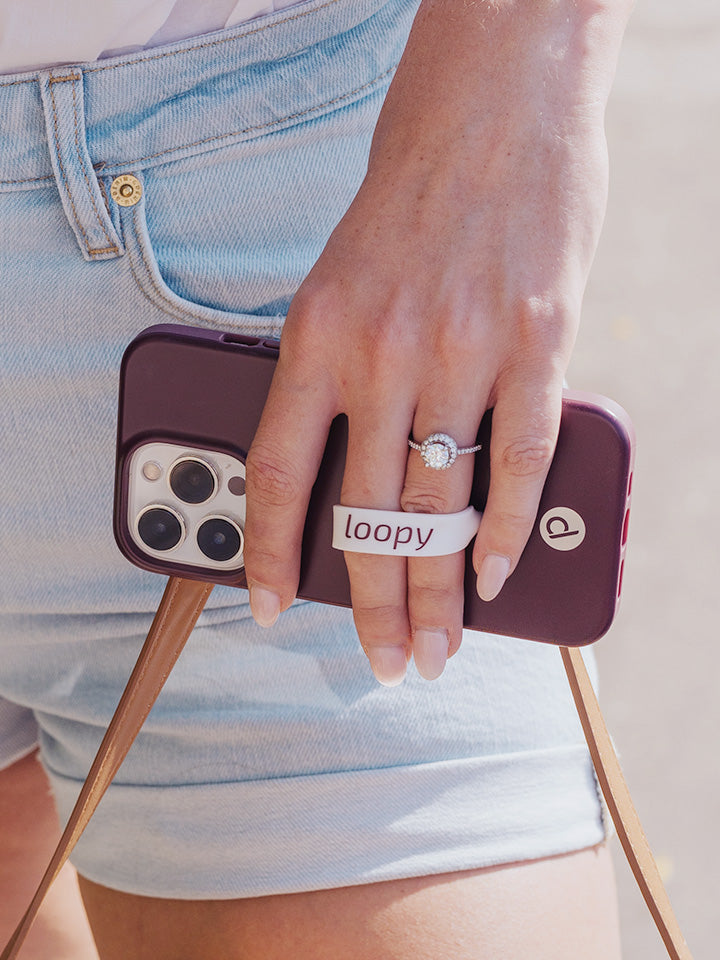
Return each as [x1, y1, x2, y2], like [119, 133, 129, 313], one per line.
[197, 516, 243, 563]
[169, 457, 217, 504]
[137, 505, 184, 552]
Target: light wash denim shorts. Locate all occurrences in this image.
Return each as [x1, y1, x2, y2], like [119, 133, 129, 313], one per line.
[0, 0, 604, 897]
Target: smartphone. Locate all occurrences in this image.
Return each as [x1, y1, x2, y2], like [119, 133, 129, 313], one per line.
[114, 323, 635, 646]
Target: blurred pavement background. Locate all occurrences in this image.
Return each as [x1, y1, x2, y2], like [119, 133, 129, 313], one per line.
[568, 0, 719, 955]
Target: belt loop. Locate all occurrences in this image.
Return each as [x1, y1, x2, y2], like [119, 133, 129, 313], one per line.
[38, 68, 123, 262]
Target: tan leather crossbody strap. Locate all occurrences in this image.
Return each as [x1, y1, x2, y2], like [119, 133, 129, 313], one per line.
[560, 645, 693, 960]
[2, 584, 692, 959]
[0, 577, 214, 960]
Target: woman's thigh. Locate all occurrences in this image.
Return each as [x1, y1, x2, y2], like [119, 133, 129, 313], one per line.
[78, 844, 621, 960]
[0, 753, 98, 960]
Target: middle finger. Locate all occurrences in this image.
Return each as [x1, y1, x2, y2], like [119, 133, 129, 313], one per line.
[340, 398, 416, 686]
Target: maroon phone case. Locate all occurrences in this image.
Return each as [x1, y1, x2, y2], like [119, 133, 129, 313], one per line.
[114, 324, 635, 646]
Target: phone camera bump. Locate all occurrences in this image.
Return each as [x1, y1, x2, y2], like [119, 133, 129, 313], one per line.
[197, 517, 243, 563]
[169, 457, 217, 504]
[137, 506, 184, 552]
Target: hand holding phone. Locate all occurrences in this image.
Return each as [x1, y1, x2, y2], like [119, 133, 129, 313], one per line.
[115, 324, 634, 663]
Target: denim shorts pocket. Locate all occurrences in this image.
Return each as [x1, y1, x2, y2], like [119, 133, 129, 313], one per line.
[113, 164, 287, 338]
[111, 81, 386, 338]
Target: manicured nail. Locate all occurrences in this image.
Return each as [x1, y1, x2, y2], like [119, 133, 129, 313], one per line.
[367, 646, 408, 686]
[413, 628, 449, 681]
[249, 586, 281, 627]
[476, 554, 511, 602]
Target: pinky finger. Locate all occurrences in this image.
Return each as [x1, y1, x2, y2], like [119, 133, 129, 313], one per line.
[472, 381, 563, 601]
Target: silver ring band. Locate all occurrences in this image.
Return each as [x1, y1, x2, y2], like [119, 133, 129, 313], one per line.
[408, 432, 482, 470]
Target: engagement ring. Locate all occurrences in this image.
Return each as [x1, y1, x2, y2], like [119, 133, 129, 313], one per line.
[408, 433, 482, 470]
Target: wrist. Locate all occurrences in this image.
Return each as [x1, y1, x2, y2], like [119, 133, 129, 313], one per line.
[370, 0, 630, 160]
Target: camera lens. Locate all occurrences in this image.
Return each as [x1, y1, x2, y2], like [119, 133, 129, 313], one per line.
[197, 517, 243, 563]
[137, 506, 184, 552]
[169, 458, 217, 504]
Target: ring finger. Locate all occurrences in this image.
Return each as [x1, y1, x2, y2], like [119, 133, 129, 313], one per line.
[402, 391, 486, 680]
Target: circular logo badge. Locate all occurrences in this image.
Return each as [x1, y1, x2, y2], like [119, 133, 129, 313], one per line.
[539, 507, 586, 551]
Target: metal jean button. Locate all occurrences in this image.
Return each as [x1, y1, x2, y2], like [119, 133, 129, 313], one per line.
[110, 174, 142, 207]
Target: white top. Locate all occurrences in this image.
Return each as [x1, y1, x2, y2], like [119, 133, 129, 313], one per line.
[0, 0, 307, 75]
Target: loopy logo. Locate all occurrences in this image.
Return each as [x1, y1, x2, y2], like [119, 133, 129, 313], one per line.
[539, 507, 586, 551]
[343, 513, 434, 552]
[333, 504, 480, 557]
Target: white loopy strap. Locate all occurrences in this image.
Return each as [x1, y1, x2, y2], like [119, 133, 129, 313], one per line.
[332, 504, 482, 557]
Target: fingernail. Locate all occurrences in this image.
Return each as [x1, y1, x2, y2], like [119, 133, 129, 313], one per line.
[413, 628, 449, 681]
[249, 586, 281, 627]
[476, 554, 511, 602]
[367, 646, 408, 687]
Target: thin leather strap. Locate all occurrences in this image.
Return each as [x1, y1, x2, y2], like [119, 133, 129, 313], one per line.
[560, 645, 693, 960]
[1, 576, 213, 960]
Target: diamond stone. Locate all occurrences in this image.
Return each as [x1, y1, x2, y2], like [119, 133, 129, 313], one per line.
[420, 434, 458, 469]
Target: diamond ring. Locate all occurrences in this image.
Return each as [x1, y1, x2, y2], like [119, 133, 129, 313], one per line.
[408, 433, 482, 470]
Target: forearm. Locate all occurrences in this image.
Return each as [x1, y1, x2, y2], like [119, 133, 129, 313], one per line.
[368, 0, 634, 176]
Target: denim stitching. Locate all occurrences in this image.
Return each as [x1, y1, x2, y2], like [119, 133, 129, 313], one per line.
[46, 77, 119, 256]
[125, 205, 283, 332]
[97, 175, 111, 212]
[128, 249, 210, 323]
[0, 174, 54, 185]
[70, 79, 118, 251]
[0, 0, 345, 87]
[0, 76, 36, 87]
[84, 0, 344, 75]
[108, 64, 395, 169]
[0, 64, 394, 188]
[126, 204, 221, 324]
[47, 78, 91, 254]
[48, 74, 81, 84]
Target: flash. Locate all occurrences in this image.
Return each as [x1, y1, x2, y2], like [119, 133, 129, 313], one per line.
[142, 460, 163, 482]
[228, 475, 246, 496]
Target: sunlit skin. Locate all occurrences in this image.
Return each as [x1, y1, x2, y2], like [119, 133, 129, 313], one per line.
[243, 0, 634, 686]
[78, 844, 621, 960]
[0, 754, 98, 960]
[2, 2, 634, 957]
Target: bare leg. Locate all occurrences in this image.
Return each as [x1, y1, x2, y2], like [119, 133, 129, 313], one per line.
[0, 752, 98, 960]
[79, 842, 621, 960]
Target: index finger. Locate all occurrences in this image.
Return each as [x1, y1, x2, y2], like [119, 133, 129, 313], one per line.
[243, 354, 336, 625]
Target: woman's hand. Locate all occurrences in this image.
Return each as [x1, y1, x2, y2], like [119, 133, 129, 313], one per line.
[243, 0, 633, 684]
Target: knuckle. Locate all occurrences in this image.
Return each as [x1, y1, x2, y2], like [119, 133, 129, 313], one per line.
[354, 603, 408, 642]
[508, 295, 575, 360]
[514, 294, 569, 332]
[287, 285, 326, 334]
[354, 601, 404, 624]
[497, 435, 555, 478]
[285, 282, 345, 355]
[400, 487, 455, 515]
[490, 507, 536, 540]
[245, 447, 300, 508]
[410, 582, 456, 612]
[243, 543, 292, 572]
